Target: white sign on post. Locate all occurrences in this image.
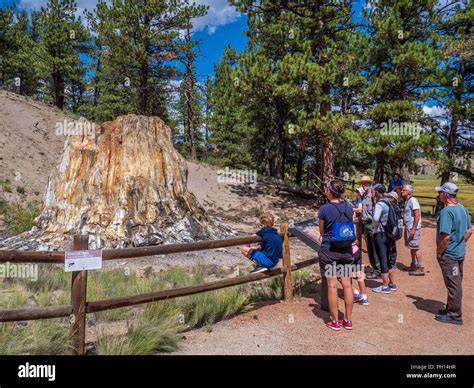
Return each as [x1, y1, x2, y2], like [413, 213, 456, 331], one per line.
[65, 250, 103, 272]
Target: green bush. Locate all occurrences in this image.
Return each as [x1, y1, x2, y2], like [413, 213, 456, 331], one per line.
[16, 186, 26, 194]
[0, 197, 7, 214]
[3, 202, 40, 234]
[1, 179, 12, 193]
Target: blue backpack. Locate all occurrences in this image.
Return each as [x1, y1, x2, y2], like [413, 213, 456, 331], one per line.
[329, 202, 356, 249]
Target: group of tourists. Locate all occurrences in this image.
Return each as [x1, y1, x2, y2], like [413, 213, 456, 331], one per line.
[241, 173, 473, 332]
[318, 175, 472, 331]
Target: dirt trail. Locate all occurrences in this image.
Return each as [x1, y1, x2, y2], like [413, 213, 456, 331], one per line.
[174, 227, 474, 355]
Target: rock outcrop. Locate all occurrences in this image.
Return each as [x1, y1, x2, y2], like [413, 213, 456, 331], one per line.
[1, 115, 231, 250]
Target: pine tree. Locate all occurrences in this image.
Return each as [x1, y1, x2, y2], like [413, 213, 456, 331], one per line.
[36, 0, 89, 109]
[349, 0, 442, 183]
[434, 0, 473, 184]
[0, 6, 17, 88]
[207, 47, 254, 169]
[180, 23, 201, 158]
[85, 0, 207, 122]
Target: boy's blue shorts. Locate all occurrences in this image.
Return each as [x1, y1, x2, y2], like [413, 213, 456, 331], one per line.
[250, 250, 278, 268]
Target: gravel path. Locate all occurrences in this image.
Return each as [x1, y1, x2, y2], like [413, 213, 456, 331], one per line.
[173, 227, 474, 355]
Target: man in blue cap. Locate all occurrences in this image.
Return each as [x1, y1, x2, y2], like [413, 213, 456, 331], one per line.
[435, 182, 473, 325]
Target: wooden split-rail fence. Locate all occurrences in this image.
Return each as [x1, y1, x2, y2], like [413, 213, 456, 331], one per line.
[0, 224, 321, 355]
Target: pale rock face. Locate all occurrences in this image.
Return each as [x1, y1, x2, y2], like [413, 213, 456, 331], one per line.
[2, 115, 231, 250]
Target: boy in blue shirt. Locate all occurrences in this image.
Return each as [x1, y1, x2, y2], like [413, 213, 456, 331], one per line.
[241, 212, 282, 273]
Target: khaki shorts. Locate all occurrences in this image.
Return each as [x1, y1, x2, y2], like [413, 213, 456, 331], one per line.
[404, 228, 421, 250]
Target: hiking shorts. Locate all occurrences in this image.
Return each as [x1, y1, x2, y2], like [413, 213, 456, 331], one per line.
[250, 250, 278, 269]
[318, 248, 354, 278]
[404, 228, 421, 250]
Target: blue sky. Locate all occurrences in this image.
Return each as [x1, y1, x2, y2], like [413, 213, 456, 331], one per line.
[0, 0, 443, 111]
[1, 0, 370, 81]
[1, 0, 249, 81]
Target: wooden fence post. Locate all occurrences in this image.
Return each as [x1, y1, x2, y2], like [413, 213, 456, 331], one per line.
[70, 234, 88, 355]
[280, 224, 293, 302]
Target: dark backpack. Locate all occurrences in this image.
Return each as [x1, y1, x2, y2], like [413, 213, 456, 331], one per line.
[381, 199, 403, 241]
[329, 202, 356, 249]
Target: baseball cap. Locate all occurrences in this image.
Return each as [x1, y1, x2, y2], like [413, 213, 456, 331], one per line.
[372, 183, 386, 194]
[356, 187, 365, 196]
[385, 191, 399, 201]
[435, 182, 459, 196]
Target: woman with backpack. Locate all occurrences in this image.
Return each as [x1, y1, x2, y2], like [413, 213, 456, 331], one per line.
[372, 184, 398, 294]
[318, 179, 356, 331]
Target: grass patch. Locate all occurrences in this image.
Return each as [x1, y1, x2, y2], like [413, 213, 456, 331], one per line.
[410, 176, 474, 213]
[250, 270, 312, 300]
[95, 301, 184, 355]
[1, 179, 12, 193]
[2, 202, 40, 234]
[0, 320, 69, 355]
[16, 186, 26, 195]
[1, 263, 311, 355]
[180, 287, 248, 327]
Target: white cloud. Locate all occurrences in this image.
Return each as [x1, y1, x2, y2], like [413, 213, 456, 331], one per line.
[193, 0, 241, 34]
[423, 105, 447, 117]
[20, 0, 242, 35]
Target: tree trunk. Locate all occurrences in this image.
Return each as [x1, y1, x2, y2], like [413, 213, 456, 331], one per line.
[274, 99, 286, 179]
[320, 78, 333, 183]
[139, 61, 149, 115]
[399, 160, 410, 182]
[185, 26, 196, 159]
[295, 148, 304, 186]
[374, 153, 385, 183]
[321, 139, 334, 183]
[53, 72, 65, 110]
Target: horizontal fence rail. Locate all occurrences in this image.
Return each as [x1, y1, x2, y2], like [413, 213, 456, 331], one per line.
[0, 305, 73, 322]
[0, 234, 287, 263]
[0, 225, 321, 355]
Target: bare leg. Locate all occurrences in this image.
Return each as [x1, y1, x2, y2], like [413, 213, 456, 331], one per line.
[240, 245, 252, 258]
[357, 274, 367, 295]
[340, 277, 354, 320]
[414, 249, 424, 267]
[327, 276, 339, 321]
[388, 269, 396, 285]
[381, 273, 390, 287]
[410, 249, 417, 266]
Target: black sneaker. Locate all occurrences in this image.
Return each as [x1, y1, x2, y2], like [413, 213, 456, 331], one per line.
[435, 314, 463, 325]
[366, 272, 381, 279]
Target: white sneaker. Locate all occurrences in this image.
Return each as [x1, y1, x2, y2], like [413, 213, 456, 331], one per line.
[372, 285, 391, 294]
[250, 266, 267, 274]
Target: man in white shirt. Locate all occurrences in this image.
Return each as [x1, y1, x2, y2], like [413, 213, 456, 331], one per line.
[401, 184, 424, 276]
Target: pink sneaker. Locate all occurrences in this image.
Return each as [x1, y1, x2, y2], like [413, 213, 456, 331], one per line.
[325, 320, 341, 331]
[339, 319, 353, 330]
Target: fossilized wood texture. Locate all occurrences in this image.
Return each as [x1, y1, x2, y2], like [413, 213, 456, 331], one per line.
[3, 115, 231, 250]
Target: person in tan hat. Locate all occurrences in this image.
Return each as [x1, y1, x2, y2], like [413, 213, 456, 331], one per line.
[359, 176, 381, 279]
